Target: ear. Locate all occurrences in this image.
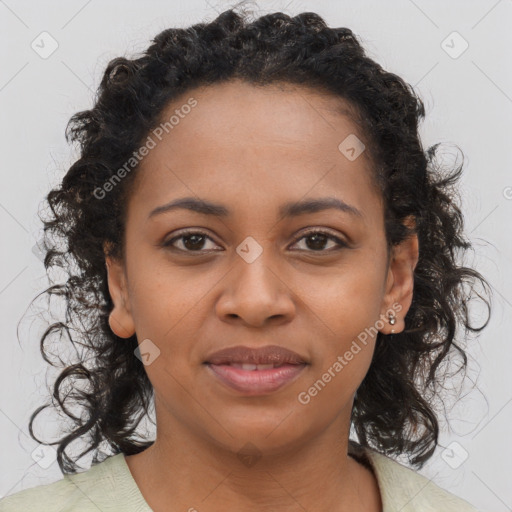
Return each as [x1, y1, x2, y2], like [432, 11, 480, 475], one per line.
[379, 216, 419, 335]
[104, 245, 136, 339]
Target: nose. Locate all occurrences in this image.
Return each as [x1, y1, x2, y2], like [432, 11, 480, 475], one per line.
[215, 251, 296, 328]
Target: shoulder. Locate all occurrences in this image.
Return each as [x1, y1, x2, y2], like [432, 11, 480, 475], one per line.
[356, 444, 480, 512]
[0, 475, 73, 512]
[0, 453, 149, 512]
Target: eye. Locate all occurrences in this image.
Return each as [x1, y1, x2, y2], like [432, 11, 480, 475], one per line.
[162, 228, 348, 254]
[289, 229, 348, 253]
[162, 230, 222, 253]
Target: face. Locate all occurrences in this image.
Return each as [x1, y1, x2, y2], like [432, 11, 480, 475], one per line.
[105, 79, 418, 458]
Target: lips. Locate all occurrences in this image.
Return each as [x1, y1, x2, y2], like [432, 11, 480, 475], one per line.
[203, 345, 309, 395]
[204, 345, 308, 366]
[206, 362, 306, 395]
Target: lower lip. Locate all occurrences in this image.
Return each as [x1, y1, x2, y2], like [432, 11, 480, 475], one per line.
[205, 363, 307, 395]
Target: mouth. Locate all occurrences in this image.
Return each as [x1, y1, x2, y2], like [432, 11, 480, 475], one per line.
[204, 362, 307, 395]
[220, 362, 297, 370]
[203, 344, 308, 366]
[203, 345, 309, 395]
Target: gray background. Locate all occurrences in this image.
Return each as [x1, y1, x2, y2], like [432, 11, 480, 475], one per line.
[0, 1, 511, 510]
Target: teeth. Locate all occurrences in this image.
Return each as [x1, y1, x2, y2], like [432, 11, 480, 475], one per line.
[230, 363, 279, 370]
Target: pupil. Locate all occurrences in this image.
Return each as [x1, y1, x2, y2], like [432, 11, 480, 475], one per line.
[184, 234, 205, 250]
[306, 233, 327, 251]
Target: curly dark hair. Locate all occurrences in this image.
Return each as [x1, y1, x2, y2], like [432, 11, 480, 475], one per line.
[25, 6, 492, 475]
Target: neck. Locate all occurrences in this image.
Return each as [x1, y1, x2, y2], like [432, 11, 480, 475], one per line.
[125, 407, 381, 512]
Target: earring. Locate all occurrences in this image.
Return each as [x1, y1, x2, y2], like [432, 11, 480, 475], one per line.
[388, 312, 396, 334]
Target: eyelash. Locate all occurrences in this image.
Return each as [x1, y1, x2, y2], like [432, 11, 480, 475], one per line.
[162, 228, 348, 254]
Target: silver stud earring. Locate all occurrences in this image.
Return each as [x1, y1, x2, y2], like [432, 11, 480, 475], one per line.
[388, 312, 396, 334]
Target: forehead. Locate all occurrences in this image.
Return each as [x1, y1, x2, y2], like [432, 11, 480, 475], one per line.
[156, 79, 366, 151]
[127, 79, 381, 222]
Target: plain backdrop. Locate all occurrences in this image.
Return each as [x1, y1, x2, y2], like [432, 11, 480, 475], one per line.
[1, 0, 511, 510]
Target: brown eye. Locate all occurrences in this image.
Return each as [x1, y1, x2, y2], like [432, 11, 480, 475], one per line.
[163, 230, 221, 253]
[290, 230, 348, 252]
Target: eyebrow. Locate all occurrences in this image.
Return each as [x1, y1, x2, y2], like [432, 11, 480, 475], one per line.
[148, 196, 363, 220]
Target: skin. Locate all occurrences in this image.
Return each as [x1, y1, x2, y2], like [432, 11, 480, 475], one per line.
[105, 79, 419, 512]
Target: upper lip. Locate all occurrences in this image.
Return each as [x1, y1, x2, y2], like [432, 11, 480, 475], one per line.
[204, 345, 308, 365]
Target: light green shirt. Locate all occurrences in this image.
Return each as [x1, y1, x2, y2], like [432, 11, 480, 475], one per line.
[0, 444, 480, 511]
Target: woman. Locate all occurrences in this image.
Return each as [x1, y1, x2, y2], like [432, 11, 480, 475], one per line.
[0, 7, 490, 512]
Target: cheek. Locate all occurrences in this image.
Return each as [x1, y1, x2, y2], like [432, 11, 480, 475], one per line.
[127, 260, 204, 334]
[298, 257, 384, 382]
[294, 300, 378, 428]
[297, 257, 385, 331]
[126, 262, 219, 382]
